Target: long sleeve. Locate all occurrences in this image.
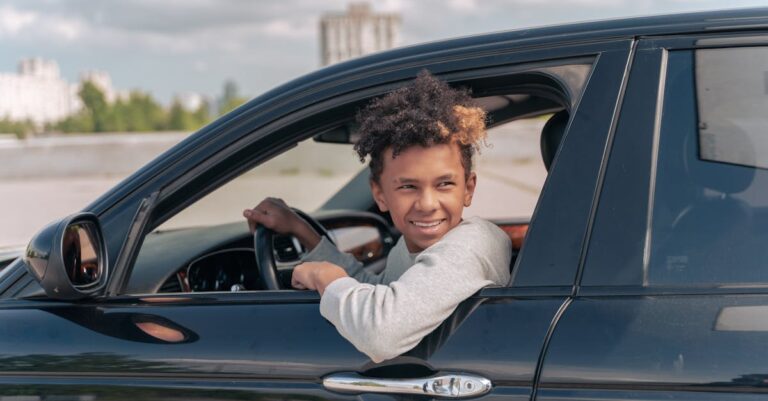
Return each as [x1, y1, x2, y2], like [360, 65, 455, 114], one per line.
[302, 236, 364, 273]
[319, 217, 511, 363]
[302, 237, 396, 284]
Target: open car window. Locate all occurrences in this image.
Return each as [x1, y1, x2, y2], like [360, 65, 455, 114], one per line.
[155, 141, 364, 232]
[126, 61, 591, 295]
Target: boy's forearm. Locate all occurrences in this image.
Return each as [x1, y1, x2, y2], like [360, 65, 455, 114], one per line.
[293, 220, 321, 250]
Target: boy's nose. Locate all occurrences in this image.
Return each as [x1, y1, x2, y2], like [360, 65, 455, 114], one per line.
[415, 189, 439, 212]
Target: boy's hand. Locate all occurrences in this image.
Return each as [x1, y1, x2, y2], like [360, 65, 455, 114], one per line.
[292, 262, 349, 295]
[243, 197, 321, 249]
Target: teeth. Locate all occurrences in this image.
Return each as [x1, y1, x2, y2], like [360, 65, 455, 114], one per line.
[412, 220, 442, 227]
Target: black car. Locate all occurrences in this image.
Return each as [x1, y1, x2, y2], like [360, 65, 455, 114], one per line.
[3, 7, 768, 400]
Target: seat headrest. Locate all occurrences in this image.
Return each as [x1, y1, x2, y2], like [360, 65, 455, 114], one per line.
[540, 110, 569, 171]
[683, 123, 755, 194]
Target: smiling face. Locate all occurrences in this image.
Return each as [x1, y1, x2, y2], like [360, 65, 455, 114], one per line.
[371, 143, 476, 253]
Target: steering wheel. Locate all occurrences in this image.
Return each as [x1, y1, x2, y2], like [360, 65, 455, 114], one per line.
[254, 209, 334, 290]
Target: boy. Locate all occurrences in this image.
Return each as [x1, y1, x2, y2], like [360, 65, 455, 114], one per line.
[243, 71, 511, 362]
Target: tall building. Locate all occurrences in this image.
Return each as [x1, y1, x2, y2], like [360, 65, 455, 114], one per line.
[0, 58, 81, 126]
[319, 3, 401, 66]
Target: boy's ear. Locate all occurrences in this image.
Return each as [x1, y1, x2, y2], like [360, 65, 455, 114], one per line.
[370, 179, 389, 212]
[464, 172, 477, 207]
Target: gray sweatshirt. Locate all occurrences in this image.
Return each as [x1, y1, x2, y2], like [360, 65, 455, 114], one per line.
[303, 216, 511, 362]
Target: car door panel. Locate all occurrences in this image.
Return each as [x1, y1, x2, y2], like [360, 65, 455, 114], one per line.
[538, 388, 768, 401]
[421, 296, 566, 381]
[539, 34, 768, 401]
[538, 296, 768, 400]
[0, 294, 561, 401]
[0, 298, 362, 399]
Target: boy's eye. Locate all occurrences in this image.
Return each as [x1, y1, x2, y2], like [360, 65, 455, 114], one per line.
[398, 184, 416, 190]
[438, 181, 455, 188]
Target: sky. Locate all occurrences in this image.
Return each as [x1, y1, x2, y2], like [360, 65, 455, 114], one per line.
[2, 0, 767, 104]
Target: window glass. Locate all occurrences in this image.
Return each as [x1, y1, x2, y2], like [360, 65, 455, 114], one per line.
[696, 48, 768, 169]
[649, 48, 768, 286]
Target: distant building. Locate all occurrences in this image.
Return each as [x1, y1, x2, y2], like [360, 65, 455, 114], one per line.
[0, 59, 128, 127]
[0, 58, 81, 125]
[319, 3, 401, 66]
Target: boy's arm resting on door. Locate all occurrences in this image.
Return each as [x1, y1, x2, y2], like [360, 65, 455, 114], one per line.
[319, 218, 512, 363]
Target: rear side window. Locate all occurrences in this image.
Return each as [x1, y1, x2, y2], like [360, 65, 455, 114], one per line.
[648, 47, 768, 286]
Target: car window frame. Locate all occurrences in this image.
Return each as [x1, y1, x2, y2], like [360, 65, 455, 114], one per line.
[580, 31, 768, 296]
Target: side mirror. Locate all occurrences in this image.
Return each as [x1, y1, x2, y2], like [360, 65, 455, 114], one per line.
[24, 213, 108, 300]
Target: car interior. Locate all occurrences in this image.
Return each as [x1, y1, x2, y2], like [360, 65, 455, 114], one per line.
[125, 84, 573, 295]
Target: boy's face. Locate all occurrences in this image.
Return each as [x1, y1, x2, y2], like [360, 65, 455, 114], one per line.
[371, 143, 476, 253]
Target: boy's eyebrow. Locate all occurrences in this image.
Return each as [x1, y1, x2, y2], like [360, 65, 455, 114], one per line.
[395, 177, 419, 184]
[394, 174, 455, 184]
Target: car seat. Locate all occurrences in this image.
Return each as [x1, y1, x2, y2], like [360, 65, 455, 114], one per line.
[651, 126, 756, 284]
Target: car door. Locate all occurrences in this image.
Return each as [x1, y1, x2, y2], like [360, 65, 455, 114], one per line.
[0, 40, 631, 400]
[537, 34, 768, 401]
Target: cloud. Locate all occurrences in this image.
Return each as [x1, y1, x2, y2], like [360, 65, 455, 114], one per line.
[0, 5, 38, 36]
[48, 16, 86, 40]
[0, 1, 322, 56]
[193, 60, 209, 72]
[259, 17, 317, 40]
[377, 0, 408, 12]
[449, 0, 479, 11]
[0, 4, 88, 42]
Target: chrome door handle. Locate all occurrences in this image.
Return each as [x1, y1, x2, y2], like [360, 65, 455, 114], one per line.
[323, 372, 492, 398]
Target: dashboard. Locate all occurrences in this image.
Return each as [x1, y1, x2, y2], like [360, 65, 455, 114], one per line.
[129, 211, 397, 294]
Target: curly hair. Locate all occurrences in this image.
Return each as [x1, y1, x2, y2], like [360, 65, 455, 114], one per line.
[354, 70, 487, 183]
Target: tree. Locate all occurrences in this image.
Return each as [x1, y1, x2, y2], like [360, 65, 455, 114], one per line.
[123, 91, 166, 131]
[52, 83, 209, 133]
[219, 80, 247, 116]
[192, 100, 210, 128]
[79, 81, 108, 132]
[55, 112, 94, 133]
[104, 99, 129, 132]
[219, 97, 247, 115]
[0, 117, 35, 139]
[168, 100, 195, 131]
[222, 80, 239, 104]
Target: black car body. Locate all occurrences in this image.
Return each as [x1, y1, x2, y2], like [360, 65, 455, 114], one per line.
[3, 7, 768, 400]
